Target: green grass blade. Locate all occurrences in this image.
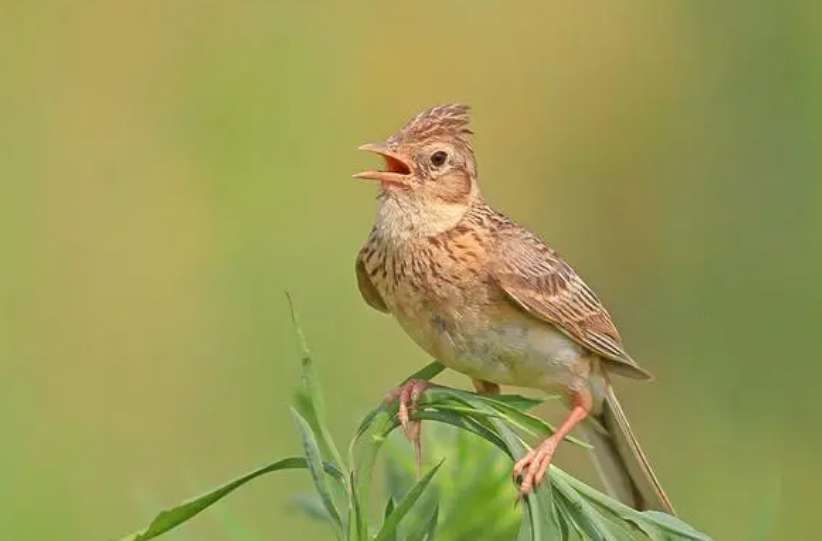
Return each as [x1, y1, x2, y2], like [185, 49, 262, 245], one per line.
[515, 518, 532, 541]
[422, 387, 591, 450]
[483, 397, 590, 450]
[402, 361, 446, 383]
[421, 504, 439, 541]
[415, 410, 509, 454]
[635, 512, 714, 541]
[428, 403, 503, 418]
[383, 497, 396, 521]
[294, 493, 337, 523]
[352, 361, 444, 444]
[555, 468, 714, 541]
[348, 471, 365, 541]
[552, 492, 578, 540]
[348, 373, 711, 541]
[489, 417, 562, 541]
[381, 498, 397, 541]
[373, 460, 444, 541]
[117, 457, 326, 541]
[552, 475, 622, 541]
[291, 408, 344, 538]
[350, 407, 392, 541]
[286, 292, 347, 474]
[348, 361, 446, 541]
[483, 393, 545, 411]
[404, 502, 439, 541]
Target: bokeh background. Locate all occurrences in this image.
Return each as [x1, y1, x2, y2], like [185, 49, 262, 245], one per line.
[2, 2, 820, 540]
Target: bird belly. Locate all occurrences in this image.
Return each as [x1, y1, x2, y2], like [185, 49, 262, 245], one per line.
[397, 308, 588, 392]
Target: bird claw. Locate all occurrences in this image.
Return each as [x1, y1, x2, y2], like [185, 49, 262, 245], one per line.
[385, 378, 431, 475]
[513, 435, 559, 497]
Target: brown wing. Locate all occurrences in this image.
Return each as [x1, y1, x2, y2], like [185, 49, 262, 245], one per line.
[356, 248, 389, 313]
[491, 227, 652, 380]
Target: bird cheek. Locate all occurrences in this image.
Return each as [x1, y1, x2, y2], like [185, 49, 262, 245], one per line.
[414, 174, 431, 187]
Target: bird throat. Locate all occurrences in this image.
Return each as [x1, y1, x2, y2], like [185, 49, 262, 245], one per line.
[375, 192, 469, 243]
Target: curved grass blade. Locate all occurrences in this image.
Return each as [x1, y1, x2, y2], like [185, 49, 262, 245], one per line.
[286, 293, 347, 475]
[553, 491, 583, 540]
[416, 410, 509, 454]
[527, 477, 563, 541]
[348, 361, 446, 541]
[423, 387, 591, 450]
[421, 504, 439, 541]
[352, 362, 444, 443]
[483, 398, 590, 450]
[294, 493, 336, 523]
[403, 360, 447, 383]
[381, 498, 397, 541]
[349, 406, 392, 541]
[552, 474, 621, 541]
[635, 512, 715, 541]
[374, 460, 444, 541]
[383, 497, 396, 521]
[556, 468, 714, 541]
[348, 366, 712, 541]
[116, 457, 340, 541]
[489, 417, 562, 541]
[291, 408, 344, 538]
[347, 471, 363, 541]
[486, 393, 546, 412]
[404, 502, 439, 541]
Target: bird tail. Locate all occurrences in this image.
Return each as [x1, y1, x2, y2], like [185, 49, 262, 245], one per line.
[581, 385, 675, 514]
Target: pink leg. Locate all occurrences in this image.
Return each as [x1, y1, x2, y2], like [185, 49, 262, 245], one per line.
[513, 388, 592, 497]
[385, 378, 431, 474]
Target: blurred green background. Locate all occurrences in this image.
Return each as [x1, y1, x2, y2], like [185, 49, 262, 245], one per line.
[1, 2, 820, 540]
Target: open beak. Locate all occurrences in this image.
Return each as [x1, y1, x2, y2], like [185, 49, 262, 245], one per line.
[353, 143, 413, 188]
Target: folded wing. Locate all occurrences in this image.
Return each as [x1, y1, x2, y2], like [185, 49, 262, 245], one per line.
[490, 227, 651, 380]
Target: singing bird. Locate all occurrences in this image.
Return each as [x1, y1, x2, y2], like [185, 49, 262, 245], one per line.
[353, 104, 674, 513]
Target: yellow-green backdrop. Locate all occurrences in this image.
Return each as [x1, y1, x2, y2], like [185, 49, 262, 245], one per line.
[1, 2, 819, 540]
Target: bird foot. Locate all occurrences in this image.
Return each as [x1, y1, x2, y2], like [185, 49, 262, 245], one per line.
[385, 378, 431, 474]
[513, 435, 560, 497]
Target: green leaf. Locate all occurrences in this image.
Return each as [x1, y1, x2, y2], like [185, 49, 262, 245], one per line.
[350, 404, 393, 541]
[422, 504, 439, 541]
[347, 471, 364, 541]
[383, 497, 396, 521]
[635, 511, 714, 541]
[352, 361, 443, 444]
[423, 387, 591, 450]
[486, 393, 546, 412]
[415, 410, 509, 454]
[489, 417, 563, 541]
[484, 397, 591, 450]
[552, 474, 621, 541]
[373, 460, 444, 541]
[515, 515, 532, 541]
[402, 361, 446, 383]
[552, 492, 580, 540]
[381, 498, 397, 541]
[429, 403, 503, 417]
[348, 360, 447, 541]
[286, 292, 347, 474]
[117, 457, 329, 541]
[291, 408, 344, 538]
[293, 493, 335, 523]
[405, 503, 439, 541]
[556, 468, 714, 541]
[349, 372, 712, 541]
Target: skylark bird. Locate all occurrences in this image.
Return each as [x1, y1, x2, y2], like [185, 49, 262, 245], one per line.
[353, 104, 674, 513]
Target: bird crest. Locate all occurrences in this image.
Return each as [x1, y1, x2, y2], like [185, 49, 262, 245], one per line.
[389, 104, 473, 147]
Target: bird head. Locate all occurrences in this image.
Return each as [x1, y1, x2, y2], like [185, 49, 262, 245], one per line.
[354, 104, 480, 207]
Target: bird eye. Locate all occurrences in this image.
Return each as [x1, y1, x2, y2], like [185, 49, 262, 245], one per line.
[430, 150, 448, 167]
